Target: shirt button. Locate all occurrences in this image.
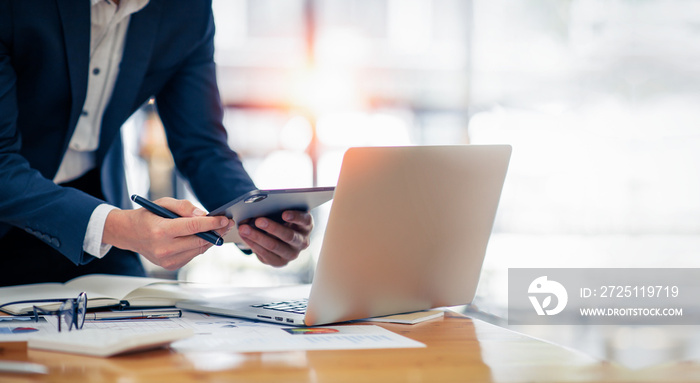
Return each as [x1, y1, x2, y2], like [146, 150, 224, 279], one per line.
[93, 68, 101, 75]
[81, 110, 88, 117]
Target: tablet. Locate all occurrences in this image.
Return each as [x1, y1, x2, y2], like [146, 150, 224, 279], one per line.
[208, 187, 335, 244]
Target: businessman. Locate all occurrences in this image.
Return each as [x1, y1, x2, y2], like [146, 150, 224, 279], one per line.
[0, 0, 312, 286]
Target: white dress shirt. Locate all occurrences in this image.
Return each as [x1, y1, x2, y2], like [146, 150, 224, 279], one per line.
[53, 0, 149, 258]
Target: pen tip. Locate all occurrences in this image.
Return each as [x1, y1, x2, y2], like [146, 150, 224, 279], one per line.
[130, 195, 137, 202]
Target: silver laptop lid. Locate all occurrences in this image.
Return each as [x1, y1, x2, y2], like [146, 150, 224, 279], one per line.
[304, 145, 511, 326]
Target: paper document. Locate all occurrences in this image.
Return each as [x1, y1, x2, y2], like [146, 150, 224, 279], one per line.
[170, 312, 425, 352]
[0, 317, 56, 342]
[170, 324, 425, 353]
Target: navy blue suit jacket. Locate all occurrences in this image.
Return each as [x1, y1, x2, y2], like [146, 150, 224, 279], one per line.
[0, 0, 256, 267]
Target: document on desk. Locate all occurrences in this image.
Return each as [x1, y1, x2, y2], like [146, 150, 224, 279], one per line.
[0, 317, 56, 342]
[170, 324, 425, 353]
[174, 311, 425, 352]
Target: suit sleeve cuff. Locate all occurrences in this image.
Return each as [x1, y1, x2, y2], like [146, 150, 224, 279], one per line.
[84, 204, 119, 258]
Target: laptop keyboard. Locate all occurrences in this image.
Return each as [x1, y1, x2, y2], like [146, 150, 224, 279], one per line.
[251, 299, 308, 315]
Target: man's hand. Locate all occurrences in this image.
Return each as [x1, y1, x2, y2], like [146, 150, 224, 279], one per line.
[103, 198, 233, 270]
[238, 210, 314, 267]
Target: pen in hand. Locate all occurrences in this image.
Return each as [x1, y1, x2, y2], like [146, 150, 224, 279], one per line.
[130, 194, 224, 246]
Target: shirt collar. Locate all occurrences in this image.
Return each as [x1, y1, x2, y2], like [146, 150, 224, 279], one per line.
[90, 0, 150, 14]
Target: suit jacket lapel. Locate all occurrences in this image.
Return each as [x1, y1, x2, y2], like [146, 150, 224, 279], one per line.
[97, 0, 163, 164]
[56, 0, 90, 148]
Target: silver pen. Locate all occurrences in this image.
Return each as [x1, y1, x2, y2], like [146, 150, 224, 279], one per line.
[85, 309, 182, 321]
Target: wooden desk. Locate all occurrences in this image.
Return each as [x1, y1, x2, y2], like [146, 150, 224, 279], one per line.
[0, 311, 698, 382]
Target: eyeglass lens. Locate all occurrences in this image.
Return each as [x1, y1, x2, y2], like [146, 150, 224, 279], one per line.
[58, 299, 75, 332]
[75, 292, 87, 330]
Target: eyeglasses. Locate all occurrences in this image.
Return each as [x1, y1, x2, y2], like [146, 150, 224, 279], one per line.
[0, 292, 88, 332]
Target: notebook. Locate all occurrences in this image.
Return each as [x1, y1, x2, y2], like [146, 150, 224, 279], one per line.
[177, 145, 512, 326]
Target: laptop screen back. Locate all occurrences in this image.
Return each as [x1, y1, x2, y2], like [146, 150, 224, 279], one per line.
[304, 145, 512, 325]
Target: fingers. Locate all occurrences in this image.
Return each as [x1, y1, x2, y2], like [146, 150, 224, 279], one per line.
[153, 197, 230, 238]
[218, 220, 237, 236]
[238, 224, 294, 267]
[255, 217, 309, 249]
[281, 210, 314, 230]
[123, 198, 233, 270]
[238, 211, 314, 267]
[155, 197, 206, 217]
[144, 235, 213, 271]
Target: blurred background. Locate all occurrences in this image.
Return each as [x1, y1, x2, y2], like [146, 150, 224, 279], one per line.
[123, 0, 700, 362]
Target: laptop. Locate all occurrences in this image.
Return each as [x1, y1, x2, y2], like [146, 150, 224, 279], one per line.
[177, 145, 512, 326]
